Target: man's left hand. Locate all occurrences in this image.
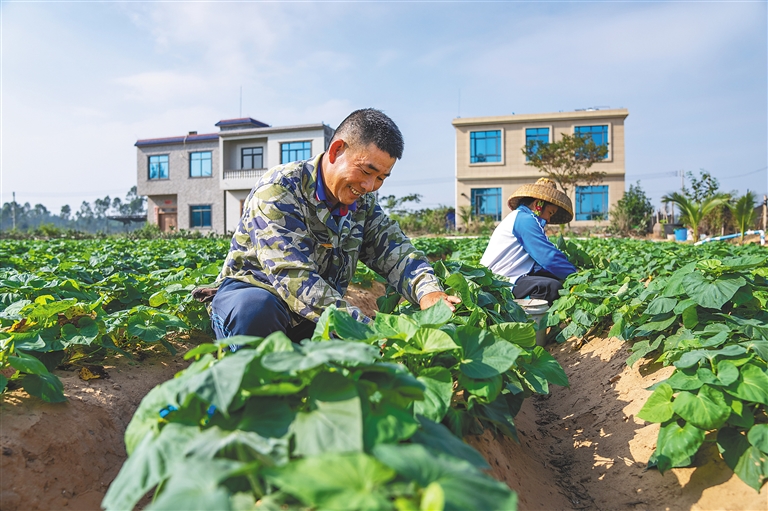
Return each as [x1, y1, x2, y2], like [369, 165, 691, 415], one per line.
[419, 291, 461, 312]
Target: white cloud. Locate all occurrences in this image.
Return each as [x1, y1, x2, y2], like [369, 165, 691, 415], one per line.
[114, 70, 211, 103]
[1, 1, 765, 213]
[460, 2, 764, 98]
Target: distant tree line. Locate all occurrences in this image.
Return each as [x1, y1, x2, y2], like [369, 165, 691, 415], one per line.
[378, 194, 456, 235]
[0, 186, 147, 234]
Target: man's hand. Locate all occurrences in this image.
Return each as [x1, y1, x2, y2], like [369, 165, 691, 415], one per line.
[419, 291, 461, 312]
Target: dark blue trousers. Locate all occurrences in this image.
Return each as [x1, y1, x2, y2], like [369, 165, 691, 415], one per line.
[210, 278, 316, 343]
[513, 270, 564, 304]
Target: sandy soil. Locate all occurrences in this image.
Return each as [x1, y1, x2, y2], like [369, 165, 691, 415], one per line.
[551, 336, 765, 511]
[1, 285, 765, 511]
[0, 341, 193, 511]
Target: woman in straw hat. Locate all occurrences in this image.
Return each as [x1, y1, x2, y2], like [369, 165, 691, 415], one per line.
[480, 178, 577, 304]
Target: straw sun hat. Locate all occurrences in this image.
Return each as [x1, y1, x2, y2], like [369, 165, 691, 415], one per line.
[507, 178, 574, 224]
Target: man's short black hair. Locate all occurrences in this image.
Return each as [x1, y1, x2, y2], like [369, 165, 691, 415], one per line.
[332, 108, 404, 160]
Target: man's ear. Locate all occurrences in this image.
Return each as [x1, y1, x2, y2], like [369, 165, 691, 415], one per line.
[327, 139, 346, 164]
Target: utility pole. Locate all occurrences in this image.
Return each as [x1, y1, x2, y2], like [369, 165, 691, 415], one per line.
[12, 192, 16, 231]
[763, 194, 767, 232]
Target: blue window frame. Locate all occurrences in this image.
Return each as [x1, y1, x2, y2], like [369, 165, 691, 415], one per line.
[190, 205, 212, 228]
[190, 151, 212, 177]
[574, 125, 609, 159]
[470, 130, 502, 163]
[526, 127, 549, 146]
[242, 147, 263, 169]
[525, 127, 549, 160]
[575, 185, 609, 221]
[148, 155, 169, 180]
[471, 187, 502, 221]
[281, 141, 311, 163]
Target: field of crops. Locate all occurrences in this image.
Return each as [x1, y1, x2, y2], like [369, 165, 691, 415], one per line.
[1, 235, 766, 509]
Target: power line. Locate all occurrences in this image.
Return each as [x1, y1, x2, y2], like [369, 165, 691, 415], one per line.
[6, 188, 129, 198]
[385, 179, 453, 187]
[631, 166, 767, 182]
[719, 166, 768, 180]
[629, 171, 678, 180]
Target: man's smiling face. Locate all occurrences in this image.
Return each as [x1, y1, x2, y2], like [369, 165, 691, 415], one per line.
[322, 139, 396, 206]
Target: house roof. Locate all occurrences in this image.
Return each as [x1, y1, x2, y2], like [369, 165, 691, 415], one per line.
[134, 133, 219, 147]
[134, 118, 326, 147]
[215, 117, 270, 129]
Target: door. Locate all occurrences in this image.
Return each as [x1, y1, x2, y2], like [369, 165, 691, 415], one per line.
[159, 213, 177, 232]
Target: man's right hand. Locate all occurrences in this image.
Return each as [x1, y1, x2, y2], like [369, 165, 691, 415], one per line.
[419, 291, 461, 312]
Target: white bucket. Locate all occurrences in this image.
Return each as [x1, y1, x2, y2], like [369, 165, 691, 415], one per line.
[514, 298, 551, 346]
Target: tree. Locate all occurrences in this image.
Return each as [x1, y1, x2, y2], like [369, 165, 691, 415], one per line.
[682, 169, 732, 235]
[522, 133, 608, 198]
[123, 186, 147, 215]
[609, 182, 654, 236]
[729, 191, 759, 244]
[457, 205, 474, 232]
[93, 196, 111, 219]
[32, 203, 49, 218]
[111, 197, 123, 214]
[60, 205, 71, 222]
[683, 170, 720, 202]
[378, 194, 422, 217]
[76, 201, 95, 230]
[661, 192, 729, 242]
[17, 202, 32, 230]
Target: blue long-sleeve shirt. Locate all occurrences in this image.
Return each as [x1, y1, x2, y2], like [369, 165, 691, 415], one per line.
[480, 205, 577, 282]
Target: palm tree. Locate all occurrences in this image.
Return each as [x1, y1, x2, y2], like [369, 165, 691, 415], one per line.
[729, 191, 758, 244]
[661, 192, 729, 242]
[458, 205, 474, 232]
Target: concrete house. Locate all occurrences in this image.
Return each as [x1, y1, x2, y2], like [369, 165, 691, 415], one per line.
[453, 108, 628, 228]
[136, 118, 334, 234]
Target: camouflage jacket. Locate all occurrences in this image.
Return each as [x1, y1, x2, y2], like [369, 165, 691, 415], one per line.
[216, 153, 442, 325]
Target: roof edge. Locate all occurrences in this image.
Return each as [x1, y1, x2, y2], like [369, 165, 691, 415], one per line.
[452, 108, 629, 127]
[217, 122, 332, 137]
[135, 133, 219, 147]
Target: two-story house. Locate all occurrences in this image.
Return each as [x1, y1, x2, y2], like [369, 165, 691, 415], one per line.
[136, 118, 334, 234]
[453, 109, 628, 228]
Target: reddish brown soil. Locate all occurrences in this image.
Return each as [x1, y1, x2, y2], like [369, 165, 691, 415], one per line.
[1, 285, 765, 511]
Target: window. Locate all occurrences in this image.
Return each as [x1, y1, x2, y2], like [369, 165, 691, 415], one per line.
[471, 187, 502, 221]
[190, 151, 212, 177]
[242, 147, 264, 169]
[574, 125, 609, 159]
[470, 130, 502, 163]
[148, 155, 169, 180]
[575, 185, 609, 221]
[525, 127, 550, 160]
[281, 141, 311, 163]
[190, 205, 212, 228]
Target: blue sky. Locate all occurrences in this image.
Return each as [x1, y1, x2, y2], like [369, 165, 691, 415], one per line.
[2, 1, 766, 215]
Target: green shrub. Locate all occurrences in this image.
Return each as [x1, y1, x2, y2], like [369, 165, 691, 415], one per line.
[610, 182, 654, 236]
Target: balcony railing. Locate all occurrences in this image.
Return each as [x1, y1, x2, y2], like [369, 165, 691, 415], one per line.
[223, 169, 266, 180]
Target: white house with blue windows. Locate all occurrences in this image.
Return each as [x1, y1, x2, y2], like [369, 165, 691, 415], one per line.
[453, 108, 628, 228]
[136, 118, 334, 234]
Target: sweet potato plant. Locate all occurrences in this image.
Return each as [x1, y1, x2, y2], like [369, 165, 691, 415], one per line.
[548, 237, 767, 491]
[104, 293, 567, 510]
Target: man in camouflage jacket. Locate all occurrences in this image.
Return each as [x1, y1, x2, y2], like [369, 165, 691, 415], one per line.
[210, 108, 459, 342]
